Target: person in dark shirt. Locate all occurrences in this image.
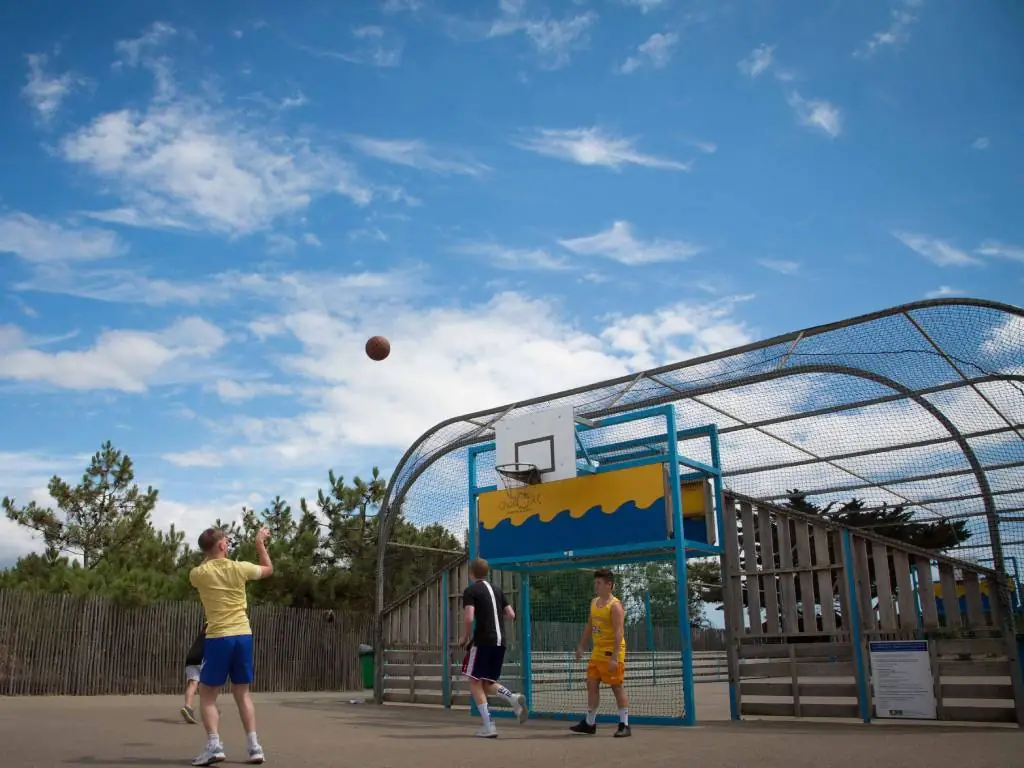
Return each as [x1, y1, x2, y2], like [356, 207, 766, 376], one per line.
[458, 557, 528, 738]
[181, 623, 206, 724]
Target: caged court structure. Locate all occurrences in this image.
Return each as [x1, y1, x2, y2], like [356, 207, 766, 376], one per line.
[373, 298, 1024, 727]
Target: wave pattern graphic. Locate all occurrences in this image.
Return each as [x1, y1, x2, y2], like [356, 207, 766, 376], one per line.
[481, 496, 678, 561]
[478, 463, 665, 531]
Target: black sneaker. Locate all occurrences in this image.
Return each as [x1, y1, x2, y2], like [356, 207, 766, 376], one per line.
[569, 719, 597, 735]
[614, 723, 631, 738]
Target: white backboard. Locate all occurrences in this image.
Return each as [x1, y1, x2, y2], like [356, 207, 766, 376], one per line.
[494, 405, 577, 483]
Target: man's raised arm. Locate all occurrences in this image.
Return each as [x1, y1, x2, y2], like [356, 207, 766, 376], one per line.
[251, 526, 274, 580]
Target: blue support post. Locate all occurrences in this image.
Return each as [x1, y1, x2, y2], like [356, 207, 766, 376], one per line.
[708, 424, 738, 721]
[665, 407, 697, 725]
[521, 573, 533, 710]
[441, 570, 451, 708]
[841, 529, 871, 724]
[644, 589, 657, 685]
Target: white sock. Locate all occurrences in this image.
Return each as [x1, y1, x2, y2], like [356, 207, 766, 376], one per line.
[246, 732, 260, 750]
[479, 702, 492, 727]
[585, 710, 597, 726]
[494, 684, 516, 702]
[207, 733, 221, 749]
[619, 708, 629, 725]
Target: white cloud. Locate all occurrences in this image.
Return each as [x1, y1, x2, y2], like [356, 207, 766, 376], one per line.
[690, 140, 717, 154]
[162, 291, 758, 467]
[617, 32, 678, 74]
[0, 316, 227, 393]
[214, 378, 293, 403]
[738, 44, 774, 78]
[558, 221, 703, 265]
[114, 21, 178, 67]
[855, 5, 919, 58]
[56, 21, 395, 235]
[0, 213, 124, 263]
[16, 265, 419, 309]
[976, 241, 1024, 263]
[382, 0, 423, 13]
[300, 26, 403, 67]
[303, 233, 322, 246]
[925, 286, 966, 299]
[348, 227, 389, 242]
[60, 98, 375, 236]
[972, 137, 990, 150]
[347, 135, 490, 176]
[514, 126, 691, 171]
[480, 5, 597, 70]
[619, 0, 669, 12]
[786, 92, 842, 138]
[893, 232, 983, 267]
[452, 242, 570, 271]
[22, 53, 83, 124]
[758, 259, 800, 275]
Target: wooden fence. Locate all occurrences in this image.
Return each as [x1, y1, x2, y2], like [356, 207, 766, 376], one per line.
[723, 493, 1024, 725]
[0, 590, 371, 696]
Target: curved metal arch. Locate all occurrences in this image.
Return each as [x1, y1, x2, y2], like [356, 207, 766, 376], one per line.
[372, 299, 1024, 703]
[379, 298, 1022, 524]
[374, 367, 1024, 648]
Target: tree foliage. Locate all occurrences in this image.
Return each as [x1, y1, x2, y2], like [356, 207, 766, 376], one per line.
[0, 442, 462, 612]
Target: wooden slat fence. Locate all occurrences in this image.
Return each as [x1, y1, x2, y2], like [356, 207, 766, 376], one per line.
[0, 590, 370, 696]
[723, 493, 1024, 725]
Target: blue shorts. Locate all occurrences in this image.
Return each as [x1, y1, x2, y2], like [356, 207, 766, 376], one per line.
[461, 644, 505, 683]
[199, 634, 254, 687]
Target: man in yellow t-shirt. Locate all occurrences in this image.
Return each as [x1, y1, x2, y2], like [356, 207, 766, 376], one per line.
[571, 569, 631, 737]
[188, 526, 274, 766]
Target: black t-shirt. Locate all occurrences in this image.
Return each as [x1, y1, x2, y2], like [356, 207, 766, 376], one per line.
[185, 626, 206, 667]
[463, 580, 509, 647]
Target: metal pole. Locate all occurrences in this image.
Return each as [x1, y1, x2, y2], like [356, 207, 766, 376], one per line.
[708, 423, 738, 721]
[841, 529, 871, 723]
[666, 406, 696, 725]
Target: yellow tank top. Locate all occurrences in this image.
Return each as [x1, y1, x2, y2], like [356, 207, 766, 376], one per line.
[590, 597, 625, 661]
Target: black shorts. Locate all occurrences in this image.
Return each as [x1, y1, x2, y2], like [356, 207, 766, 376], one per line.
[461, 644, 505, 683]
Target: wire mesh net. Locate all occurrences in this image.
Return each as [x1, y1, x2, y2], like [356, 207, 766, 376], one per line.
[378, 299, 1024, 681]
[528, 563, 686, 721]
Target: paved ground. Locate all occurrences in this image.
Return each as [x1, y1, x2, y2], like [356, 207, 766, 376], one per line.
[0, 690, 1020, 768]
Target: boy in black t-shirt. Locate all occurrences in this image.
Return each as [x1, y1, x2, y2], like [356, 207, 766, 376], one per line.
[458, 558, 528, 738]
[181, 623, 206, 724]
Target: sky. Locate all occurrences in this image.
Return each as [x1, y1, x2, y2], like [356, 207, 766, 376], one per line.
[0, 0, 1022, 568]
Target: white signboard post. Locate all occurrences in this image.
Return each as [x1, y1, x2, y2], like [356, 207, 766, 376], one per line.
[868, 640, 936, 720]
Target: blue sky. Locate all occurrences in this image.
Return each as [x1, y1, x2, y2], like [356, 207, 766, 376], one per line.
[0, 0, 1022, 565]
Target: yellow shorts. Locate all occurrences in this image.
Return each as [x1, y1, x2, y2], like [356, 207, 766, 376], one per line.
[587, 657, 625, 687]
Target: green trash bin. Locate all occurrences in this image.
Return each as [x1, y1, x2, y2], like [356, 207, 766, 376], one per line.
[359, 644, 374, 690]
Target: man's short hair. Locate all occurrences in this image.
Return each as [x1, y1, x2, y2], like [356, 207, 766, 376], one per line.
[197, 528, 226, 554]
[594, 568, 615, 584]
[470, 557, 490, 580]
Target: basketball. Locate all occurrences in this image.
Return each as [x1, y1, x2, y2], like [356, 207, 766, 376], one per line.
[365, 335, 390, 361]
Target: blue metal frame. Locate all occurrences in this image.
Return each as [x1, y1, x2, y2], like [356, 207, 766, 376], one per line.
[466, 405, 727, 727]
[521, 572, 533, 710]
[841, 529, 872, 724]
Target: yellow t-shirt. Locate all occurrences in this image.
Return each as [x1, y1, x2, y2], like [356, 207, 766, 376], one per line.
[189, 558, 262, 638]
[589, 596, 626, 662]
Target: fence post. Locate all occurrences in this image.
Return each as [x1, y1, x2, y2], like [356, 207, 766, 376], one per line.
[441, 570, 451, 708]
[644, 590, 656, 685]
[841, 529, 871, 724]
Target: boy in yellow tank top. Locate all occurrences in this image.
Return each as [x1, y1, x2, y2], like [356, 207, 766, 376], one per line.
[571, 569, 631, 737]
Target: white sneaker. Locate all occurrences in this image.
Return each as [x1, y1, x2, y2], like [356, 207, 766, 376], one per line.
[475, 723, 498, 738]
[192, 744, 226, 766]
[513, 694, 529, 724]
[247, 744, 265, 764]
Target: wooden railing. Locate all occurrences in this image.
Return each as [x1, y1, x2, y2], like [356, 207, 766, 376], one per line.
[723, 493, 1023, 725]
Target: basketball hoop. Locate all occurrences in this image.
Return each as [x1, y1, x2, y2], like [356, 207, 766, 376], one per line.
[494, 462, 541, 499]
